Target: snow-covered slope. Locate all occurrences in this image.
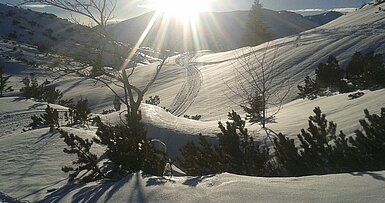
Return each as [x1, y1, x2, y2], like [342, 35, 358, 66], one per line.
[124, 3, 385, 122]
[39, 171, 385, 203]
[0, 3, 90, 51]
[1, 2, 384, 143]
[0, 3, 137, 66]
[1, 3, 385, 203]
[1, 90, 385, 202]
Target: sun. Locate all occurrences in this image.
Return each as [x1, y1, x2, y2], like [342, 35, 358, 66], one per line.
[151, 0, 211, 19]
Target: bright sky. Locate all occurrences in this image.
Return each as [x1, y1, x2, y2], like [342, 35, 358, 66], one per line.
[0, 0, 372, 21]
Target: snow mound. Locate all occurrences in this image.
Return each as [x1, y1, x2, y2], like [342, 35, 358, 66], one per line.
[39, 171, 385, 203]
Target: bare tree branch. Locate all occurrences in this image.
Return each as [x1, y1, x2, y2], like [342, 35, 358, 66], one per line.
[226, 44, 293, 128]
[20, 0, 168, 120]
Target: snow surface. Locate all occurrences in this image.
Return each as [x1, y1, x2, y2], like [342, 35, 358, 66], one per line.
[38, 171, 385, 203]
[1, 3, 385, 203]
[0, 3, 91, 50]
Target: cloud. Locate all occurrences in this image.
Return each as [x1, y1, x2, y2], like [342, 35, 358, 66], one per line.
[289, 8, 325, 13]
[289, 7, 357, 14]
[22, 4, 51, 9]
[331, 8, 357, 13]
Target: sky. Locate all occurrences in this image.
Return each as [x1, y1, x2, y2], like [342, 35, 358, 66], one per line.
[0, 0, 372, 21]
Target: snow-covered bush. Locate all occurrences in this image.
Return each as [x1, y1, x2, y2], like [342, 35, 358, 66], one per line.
[299, 52, 385, 100]
[59, 112, 168, 182]
[72, 98, 90, 126]
[297, 76, 320, 99]
[349, 107, 385, 171]
[93, 114, 168, 177]
[179, 111, 270, 176]
[240, 93, 264, 122]
[61, 98, 91, 126]
[274, 107, 385, 176]
[28, 105, 59, 131]
[346, 51, 385, 89]
[179, 134, 222, 175]
[315, 55, 346, 90]
[20, 74, 63, 103]
[145, 95, 160, 106]
[59, 130, 105, 183]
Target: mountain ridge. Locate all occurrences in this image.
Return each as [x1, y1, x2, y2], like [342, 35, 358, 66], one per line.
[109, 9, 319, 52]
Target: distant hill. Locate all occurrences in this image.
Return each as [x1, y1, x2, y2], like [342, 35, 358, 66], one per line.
[109, 9, 319, 52]
[305, 11, 344, 25]
[0, 3, 91, 51]
[0, 3, 131, 66]
[0, 3, 321, 53]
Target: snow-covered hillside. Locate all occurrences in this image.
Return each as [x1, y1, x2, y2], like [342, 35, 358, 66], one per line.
[1, 2, 385, 203]
[0, 3, 90, 51]
[135, 2, 385, 121]
[0, 3, 138, 67]
[1, 91, 385, 202]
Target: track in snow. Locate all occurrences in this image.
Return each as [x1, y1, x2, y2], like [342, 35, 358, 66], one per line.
[0, 110, 68, 136]
[169, 53, 203, 117]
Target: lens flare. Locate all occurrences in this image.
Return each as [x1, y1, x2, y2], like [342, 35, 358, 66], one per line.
[152, 0, 211, 20]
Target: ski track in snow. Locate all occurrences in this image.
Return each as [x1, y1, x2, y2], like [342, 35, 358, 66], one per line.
[164, 18, 385, 118]
[169, 53, 203, 116]
[0, 110, 68, 137]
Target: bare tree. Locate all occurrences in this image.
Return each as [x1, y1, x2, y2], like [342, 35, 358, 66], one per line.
[22, 0, 116, 26]
[227, 44, 291, 128]
[21, 0, 168, 119]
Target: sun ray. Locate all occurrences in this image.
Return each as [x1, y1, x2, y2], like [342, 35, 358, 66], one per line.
[152, 0, 211, 19]
[122, 11, 162, 70]
[153, 15, 172, 51]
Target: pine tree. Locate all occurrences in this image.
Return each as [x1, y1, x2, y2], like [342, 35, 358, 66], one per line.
[296, 107, 336, 174]
[20, 74, 63, 103]
[20, 73, 39, 99]
[273, 133, 304, 176]
[243, 0, 272, 46]
[297, 76, 320, 99]
[346, 52, 385, 88]
[41, 105, 59, 131]
[349, 108, 385, 170]
[28, 105, 59, 131]
[346, 52, 364, 87]
[59, 129, 105, 182]
[73, 98, 91, 125]
[241, 93, 264, 122]
[93, 113, 167, 176]
[40, 80, 63, 103]
[0, 64, 13, 97]
[315, 56, 344, 89]
[179, 134, 222, 176]
[179, 111, 269, 176]
[28, 115, 44, 129]
[331, 131, 360, 172]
